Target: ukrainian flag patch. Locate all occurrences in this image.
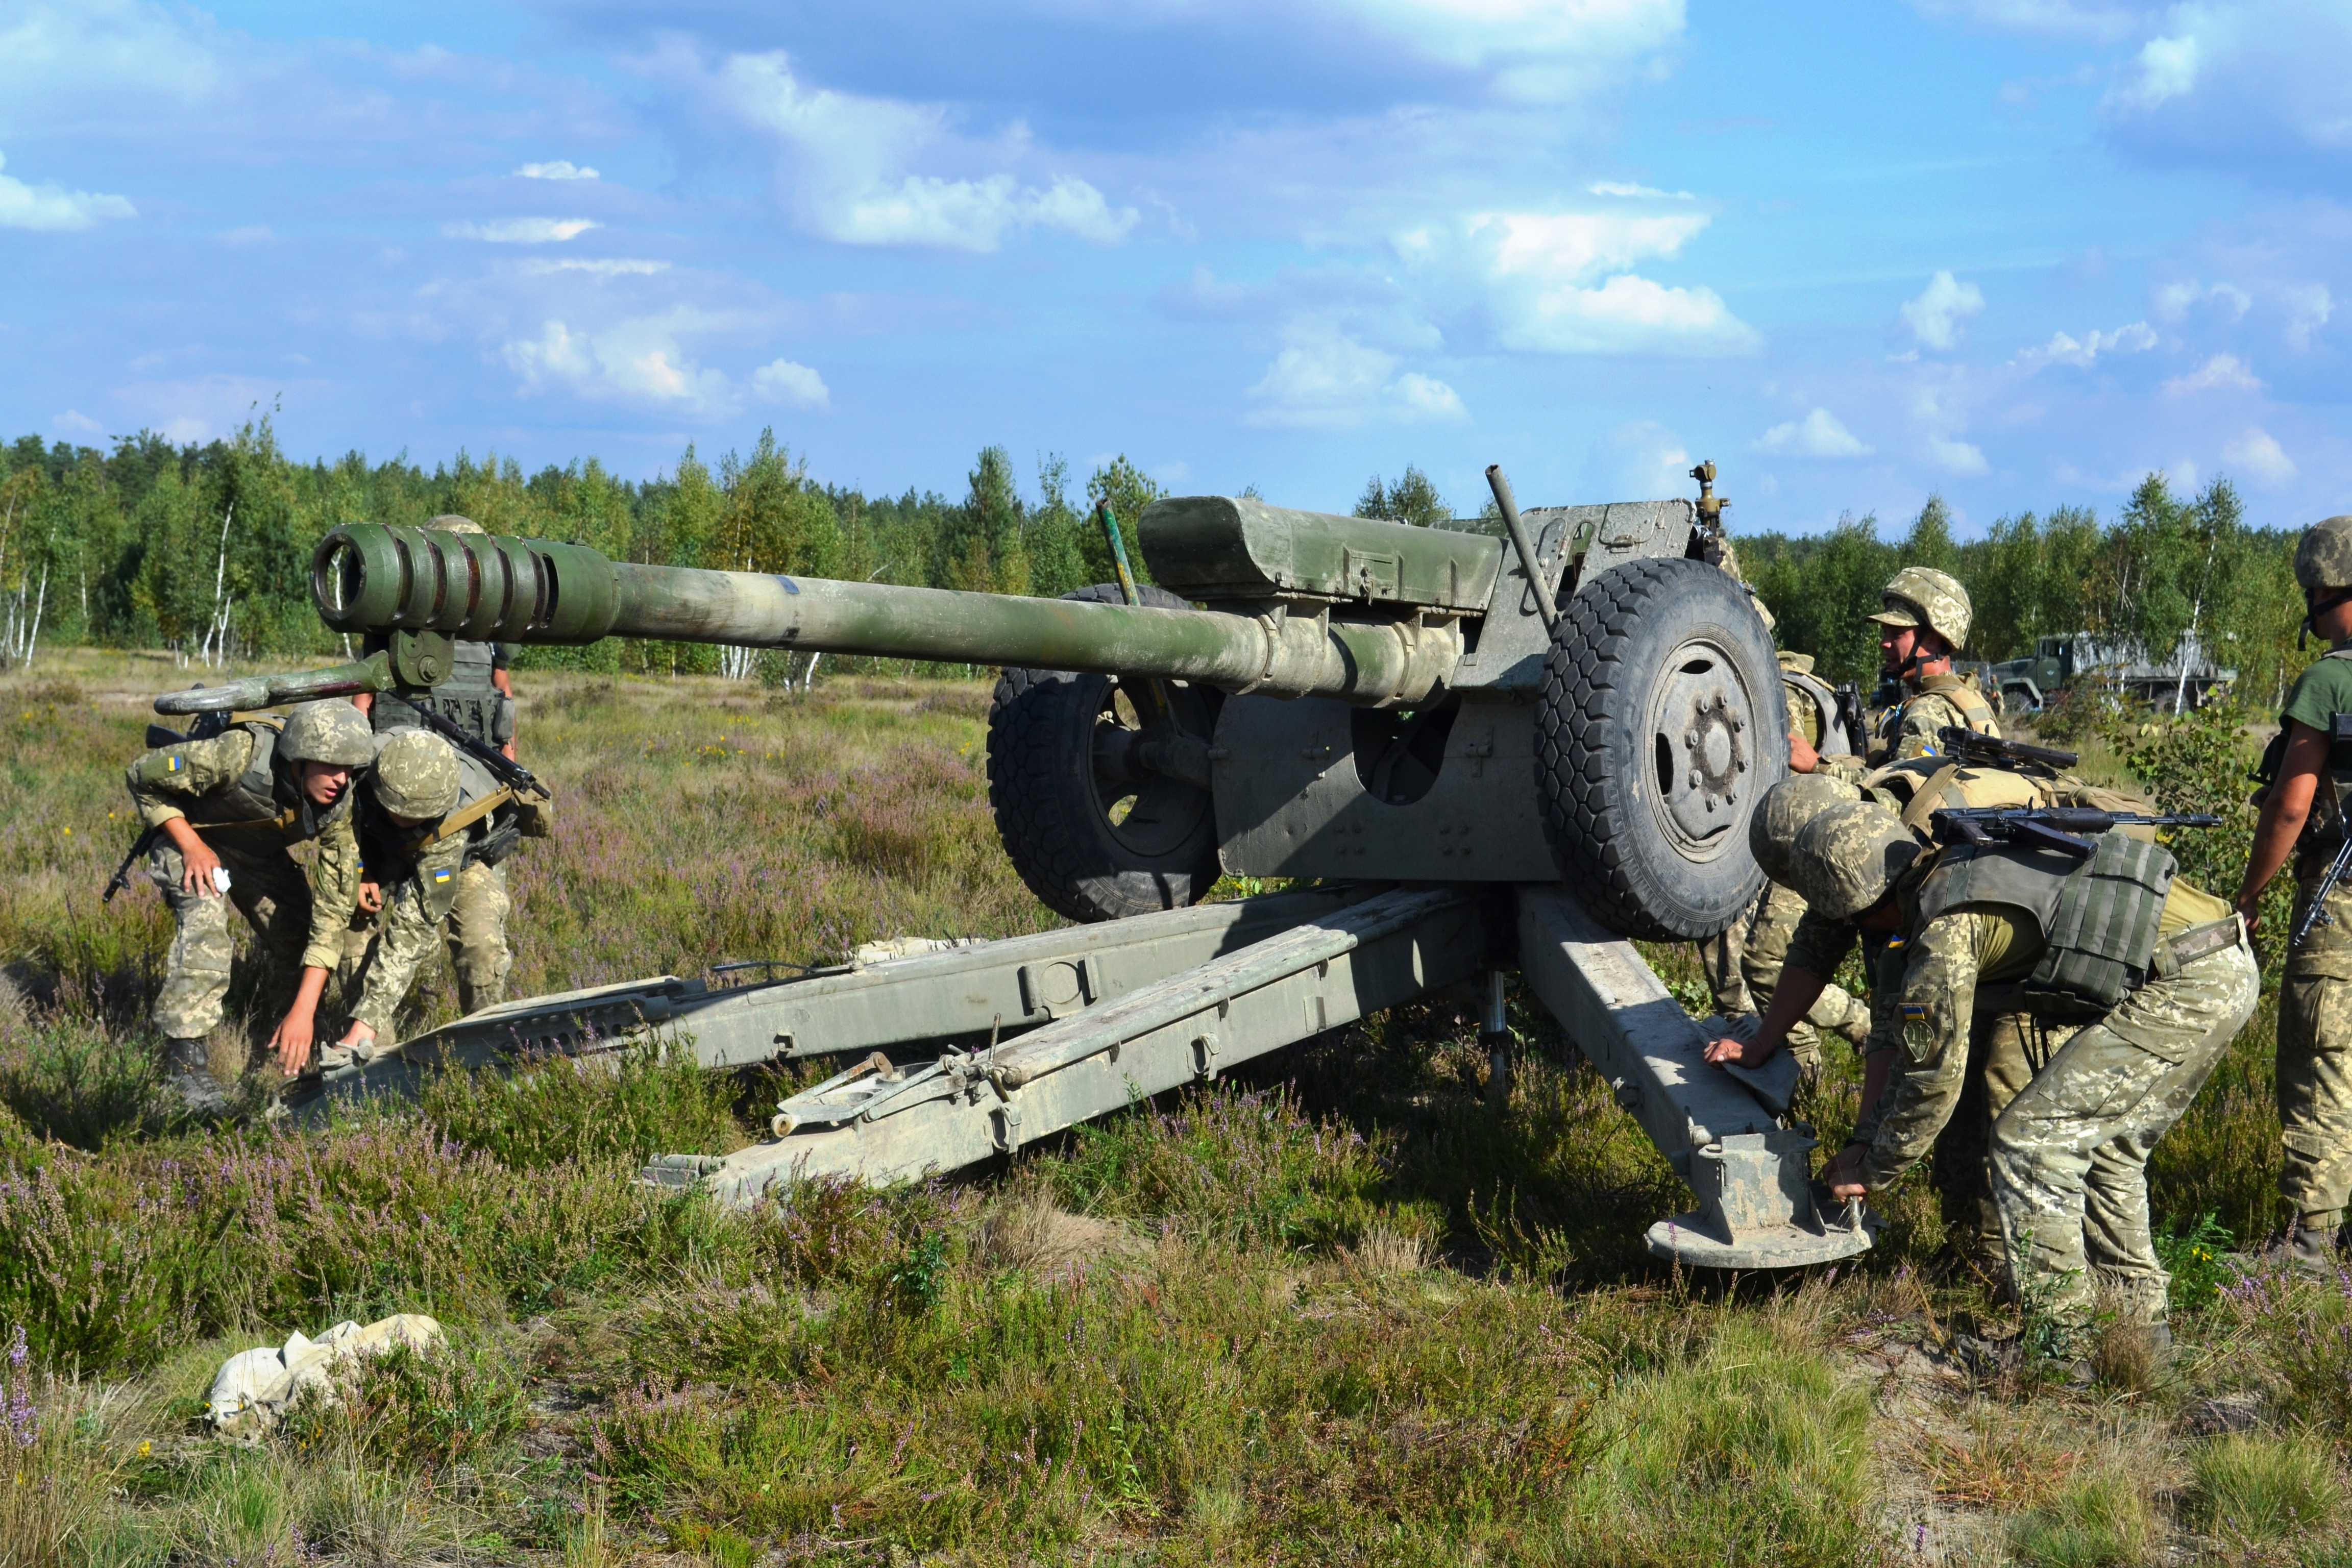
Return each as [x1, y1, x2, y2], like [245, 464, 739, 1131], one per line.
[166, 754, 184, 772]
[1900, 1003, 1929, 1022]
[430, 867, 453, 886]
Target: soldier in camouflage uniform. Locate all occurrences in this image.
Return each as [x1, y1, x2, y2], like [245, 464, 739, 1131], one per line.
[1796, 567, 1999, 781]
[1715, 797, 2256, 1342]
[330, 730, 522, 1061]
[2236, 513, 2352, 1269]
[125, 699, 377, 1107]
[1719, 762, 1875, 1079]
[344, 514, 521, 1019]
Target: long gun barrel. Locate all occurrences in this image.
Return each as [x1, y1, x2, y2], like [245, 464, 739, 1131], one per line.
[162, 513, 1485, 717]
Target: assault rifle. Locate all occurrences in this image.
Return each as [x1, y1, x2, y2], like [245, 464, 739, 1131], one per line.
[377, 691, 542, 798]
[1928, 805, 2221, 860]
[2295, 835, 2352, 948]
[1933, 725, 2079, 774]
[104, 702, 234, 902]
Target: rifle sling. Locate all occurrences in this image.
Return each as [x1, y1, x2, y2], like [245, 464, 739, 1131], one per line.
[407, 788, 515, 853]
[1902, 764, 1966, 835]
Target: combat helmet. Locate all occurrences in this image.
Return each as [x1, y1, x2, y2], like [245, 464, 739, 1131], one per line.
[372, 730, 460, 819]
[1750, 774, 1863, 884]
[1786, 800, 1920, 921]
[1867, 567, 1973, 650]
[277, 700, 377, 768]
[425, 514, 485, 535]
[2293, 516, 2352, 597]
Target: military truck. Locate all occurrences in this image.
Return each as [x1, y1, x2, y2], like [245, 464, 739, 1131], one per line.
[158, 464, 1864, 1271]
[1989, 634, 2237, 717]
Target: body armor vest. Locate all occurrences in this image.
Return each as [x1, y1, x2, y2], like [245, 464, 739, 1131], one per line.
[1916, 829, 2177, 1015]
[374, 639, 512, 748]
[359, 752, 517, 885]
[176, 721, 354, 842]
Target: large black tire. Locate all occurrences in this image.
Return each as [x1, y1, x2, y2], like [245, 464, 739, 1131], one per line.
[987, 584, 1222, 923]
[1534, 557, 1788, 940]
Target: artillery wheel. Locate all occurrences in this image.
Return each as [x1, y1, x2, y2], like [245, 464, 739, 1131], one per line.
[1534, 557, 1786, 940]
[987, 584, 1222, 924]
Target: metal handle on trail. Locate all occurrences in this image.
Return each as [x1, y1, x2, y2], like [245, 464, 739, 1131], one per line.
[153, 653, 391, 717]
[1485, 464, 1557, 633]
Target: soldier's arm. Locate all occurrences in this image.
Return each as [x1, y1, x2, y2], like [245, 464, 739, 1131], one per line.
[1889, 698, 1949, 762]
[1705, 909, 1855, 1067]
[1857, 912, 1982, 1189]
[344, 835, 469, 1043]
[2239, 719, 2331, 923]
[301, 813, 366, 973]
[125, 730, 256, 829]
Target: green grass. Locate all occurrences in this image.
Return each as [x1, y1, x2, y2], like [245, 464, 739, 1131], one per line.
[0, 651, 2346, 1564]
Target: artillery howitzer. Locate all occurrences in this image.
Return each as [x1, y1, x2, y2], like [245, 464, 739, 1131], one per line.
[160, 464, 1863, 1269]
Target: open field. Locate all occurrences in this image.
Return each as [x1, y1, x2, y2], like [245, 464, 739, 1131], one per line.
[2, 649, 2348, 1566]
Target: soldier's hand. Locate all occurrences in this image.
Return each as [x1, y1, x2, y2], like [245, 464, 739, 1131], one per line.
[1822, 1144, 1868, 1200]
[165, 821, 226, 896]
[1788, 732, 1819, 774]
[357, 880, 383, 915]
[1703, 1034, 1769, 1067]
[501, 741, 517, 762]
[271, 1010, 316, 1075]
[2237, 894, 2263, 932]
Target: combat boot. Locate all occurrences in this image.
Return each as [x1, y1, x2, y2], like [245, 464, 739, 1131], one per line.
[162, 1037, 230, 1114]
[2289, 1215, 2342, 1276]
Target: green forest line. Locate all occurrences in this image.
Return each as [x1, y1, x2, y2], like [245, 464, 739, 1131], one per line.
[0, 421, 2309, 705]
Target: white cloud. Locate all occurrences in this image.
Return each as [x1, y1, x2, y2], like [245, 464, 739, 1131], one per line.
[1753, 408, 1872, 459]
[2284, 283, 2333, 350]
[1245, 320, 1466, 429]
[446, 217, 599, 243]
[1581, 419, 1692, 500]
[1333, 0, 1686, 103]
[501, 315, 737, 414]
[1910, 0, 2144, 40]
[516, 161, 599, 181]
[2162, 353, 2262, 394]
[2118, 32, 2199, 108]
[2222, 425, 2297, 486]
[2096, 1, 2352, 158]
[517, 258, 671, 277]
[1926, 434, 1990, 474]
[0, 152, 134, 230]
[50, 409, 103, 438]
[2152, 278, 2251, 322]
[1588, 180, 1692, 199]
[2014, 320, 2157, 370]
[1458, 209, 1759, 355]
[715, 51, 1137, 252]
[751, 358, 830, 410]
[0, 0, 225, 128]
[1899, 270, 1986, 351]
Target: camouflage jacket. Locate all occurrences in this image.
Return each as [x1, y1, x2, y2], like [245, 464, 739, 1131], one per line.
[125, 726, 364, 972]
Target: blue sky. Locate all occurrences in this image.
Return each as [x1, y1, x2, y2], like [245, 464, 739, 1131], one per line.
[1, 0, 2344, 536]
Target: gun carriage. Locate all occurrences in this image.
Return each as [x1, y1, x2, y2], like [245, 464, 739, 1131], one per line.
[157, 465, 1868, 1269]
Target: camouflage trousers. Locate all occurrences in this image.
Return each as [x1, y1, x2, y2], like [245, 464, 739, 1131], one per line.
[1738, 881, 1872, 1072]
[2276, 869, 2352, 1229]
[1991, 937, 2260, 1329]
[149, 832, 313, 1050]
[1931, 994, 2082, 1273]
[339, 856, 511, 1040]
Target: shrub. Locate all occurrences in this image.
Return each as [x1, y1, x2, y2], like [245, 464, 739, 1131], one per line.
[2188, 1431, 2342, 1544]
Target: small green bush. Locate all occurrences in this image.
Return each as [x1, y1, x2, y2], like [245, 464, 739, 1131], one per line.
[2189, 1431, 2342, 1544]
[2008, 1472, 2159, 1567]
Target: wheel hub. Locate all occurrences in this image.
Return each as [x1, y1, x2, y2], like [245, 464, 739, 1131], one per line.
[1647, 645, 1754, 860]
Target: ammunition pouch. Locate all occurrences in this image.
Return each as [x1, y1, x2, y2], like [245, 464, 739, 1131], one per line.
[513, 787, 553, 840]
[1917, 829, 2178, 1017]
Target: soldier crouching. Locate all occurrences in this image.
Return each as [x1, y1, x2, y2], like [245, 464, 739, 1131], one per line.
[328, 730, 519, 1064]
[125, 699, 377, 1109]
[1708, 788, 2256, 1356]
